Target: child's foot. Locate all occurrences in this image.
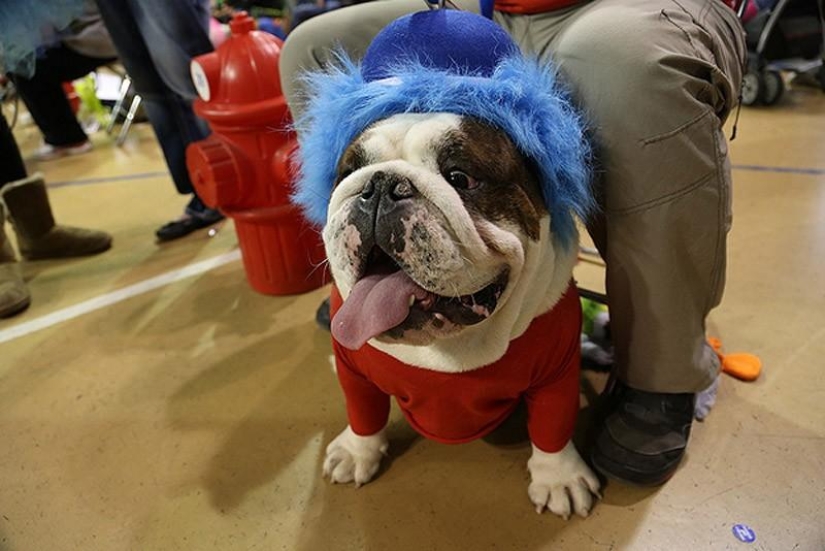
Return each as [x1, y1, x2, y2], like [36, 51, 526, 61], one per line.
[31, 140, 93, 161]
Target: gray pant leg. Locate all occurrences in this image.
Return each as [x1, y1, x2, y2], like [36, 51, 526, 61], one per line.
[280, 0, 479, 118]
[526, 0, 746, 392]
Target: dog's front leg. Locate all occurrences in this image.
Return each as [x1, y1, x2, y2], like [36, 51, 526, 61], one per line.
[326, 352, 392, 487]
[323, 425, 388, 487]
[527, 442, 601, 518]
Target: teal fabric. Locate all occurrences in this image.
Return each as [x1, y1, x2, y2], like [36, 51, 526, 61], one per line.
[0, 0, 86, 77]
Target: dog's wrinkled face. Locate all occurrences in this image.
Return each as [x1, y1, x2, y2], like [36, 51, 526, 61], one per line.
[324, 113, 548, 350]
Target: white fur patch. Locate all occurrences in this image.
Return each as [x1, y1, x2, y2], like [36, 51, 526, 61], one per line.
[323, 426, 388, 488]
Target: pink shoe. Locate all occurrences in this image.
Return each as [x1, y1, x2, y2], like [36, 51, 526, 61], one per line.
[31, 140, 93, 161]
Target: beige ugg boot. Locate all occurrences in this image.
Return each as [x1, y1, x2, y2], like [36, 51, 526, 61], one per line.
[0, 203, 31, 318]
[1, 174, 112, 260]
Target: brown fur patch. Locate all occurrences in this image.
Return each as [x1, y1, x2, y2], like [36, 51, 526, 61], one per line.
[437, 119, 546, 240]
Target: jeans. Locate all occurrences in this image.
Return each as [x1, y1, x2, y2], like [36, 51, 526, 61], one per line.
[11, 45, 116, 147]
[93, 0, 214, 195]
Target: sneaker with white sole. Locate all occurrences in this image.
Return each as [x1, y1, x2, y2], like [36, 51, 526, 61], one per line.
[31, 140, 93, 161]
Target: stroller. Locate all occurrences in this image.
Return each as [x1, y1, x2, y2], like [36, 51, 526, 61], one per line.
[738, 0, 825, 106]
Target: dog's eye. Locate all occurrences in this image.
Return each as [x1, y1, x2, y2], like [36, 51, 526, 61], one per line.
[445, 170, 479, 190]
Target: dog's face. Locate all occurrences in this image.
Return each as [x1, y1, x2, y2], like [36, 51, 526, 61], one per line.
[324, 113, 560, 353]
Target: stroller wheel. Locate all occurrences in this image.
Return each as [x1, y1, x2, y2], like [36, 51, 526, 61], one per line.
[761, 71, 784, 106]
[741, 70, 763, 106]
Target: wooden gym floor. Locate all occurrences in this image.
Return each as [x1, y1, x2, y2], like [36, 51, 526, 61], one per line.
[1, 81, 824, 551]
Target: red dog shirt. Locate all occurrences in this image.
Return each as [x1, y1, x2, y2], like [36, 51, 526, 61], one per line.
[330, 284, 582, 454]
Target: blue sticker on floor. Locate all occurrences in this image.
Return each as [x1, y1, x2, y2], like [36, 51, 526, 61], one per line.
[732, 524, 757, 543]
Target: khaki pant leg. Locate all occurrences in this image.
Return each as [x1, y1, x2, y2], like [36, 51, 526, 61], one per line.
[279, 0, 481, 118]
[281, 0, 746, 392]
[526, 0, 746, 392]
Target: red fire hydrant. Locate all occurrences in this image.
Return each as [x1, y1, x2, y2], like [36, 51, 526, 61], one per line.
[186, 12, 327, 295]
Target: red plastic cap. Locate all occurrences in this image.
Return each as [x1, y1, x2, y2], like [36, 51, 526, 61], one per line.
[198, 12, 285, 106]
[229, 11, 256, 35]
[186, 138, 243, 208]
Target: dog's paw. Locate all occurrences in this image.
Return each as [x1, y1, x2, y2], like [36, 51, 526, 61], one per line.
[527, 442, 601, 519]
[323, 426, 388, 488]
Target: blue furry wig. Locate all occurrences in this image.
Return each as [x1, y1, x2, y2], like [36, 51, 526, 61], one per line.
[292, 10, 593, 249]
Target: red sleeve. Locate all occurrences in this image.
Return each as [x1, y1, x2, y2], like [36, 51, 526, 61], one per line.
[524, 345, 581, 453]
[333, 336, 391, 437]
[524, 288, 582, 453]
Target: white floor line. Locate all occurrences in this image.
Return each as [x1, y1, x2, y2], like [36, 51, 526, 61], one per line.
[0, 250, 242, 345]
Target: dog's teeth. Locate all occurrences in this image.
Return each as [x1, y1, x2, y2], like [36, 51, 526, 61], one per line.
[409, 295, 416, 306]
[434, 313, 446, 321]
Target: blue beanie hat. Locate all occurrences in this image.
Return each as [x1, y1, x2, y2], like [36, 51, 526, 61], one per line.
[293, 9, 593, 249]
[360, 9, 519, 81]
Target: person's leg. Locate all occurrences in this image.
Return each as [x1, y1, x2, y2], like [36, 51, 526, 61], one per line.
[0, 201, 29, 318]
[1, 108, 112, 257]
[0, 112, 28, 189]
[543, 0, 745, 393]
[93, 0, 196, 196]
[94, 0, 222, 239]
[11, 45, 114, 148]
[95, 0, 212, 194]
[0, 113, 29, 317]
[524, 0, 745, 484]
[1, 174, 112, 259]
[124, 0, 213, 100]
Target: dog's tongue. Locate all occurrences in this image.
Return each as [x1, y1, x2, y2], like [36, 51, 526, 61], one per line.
[332, 271, 428, 350]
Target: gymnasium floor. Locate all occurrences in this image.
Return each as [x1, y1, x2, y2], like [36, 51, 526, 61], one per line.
[1, 82, 824, 551]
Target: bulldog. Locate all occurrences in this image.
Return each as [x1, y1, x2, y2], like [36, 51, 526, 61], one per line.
[292, 8, 601, 519]
[314, 112, 599, 518]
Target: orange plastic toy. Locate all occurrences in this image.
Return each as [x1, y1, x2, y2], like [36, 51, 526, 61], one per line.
[707, 337, 762, 381]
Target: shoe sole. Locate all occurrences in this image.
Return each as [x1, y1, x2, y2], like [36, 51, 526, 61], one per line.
[21, 241, 113, 261]
[156, 222, 214, 242]
[590, 449, 679, 488]
[32, 143, 93, 162]
[0, 295, 32, 318]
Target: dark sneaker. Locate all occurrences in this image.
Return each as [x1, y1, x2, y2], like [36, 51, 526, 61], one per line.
[155, 195, 225, 242]
[590, 378, 695, 487]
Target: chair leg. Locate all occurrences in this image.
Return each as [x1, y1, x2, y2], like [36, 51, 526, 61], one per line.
[106, 76, 132, 135]
[116, 94, 142, 147]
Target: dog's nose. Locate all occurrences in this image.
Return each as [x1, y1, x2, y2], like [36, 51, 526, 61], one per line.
[361, 171, 416, 201]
